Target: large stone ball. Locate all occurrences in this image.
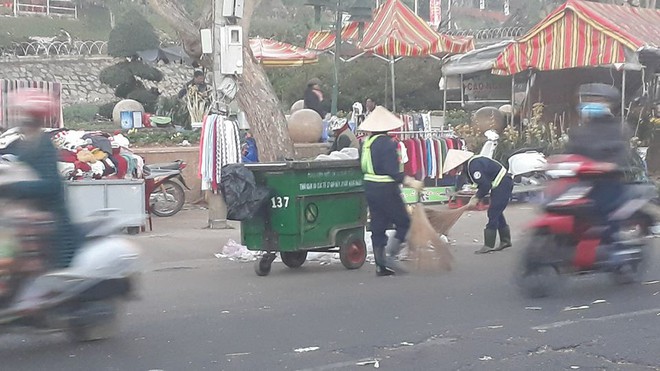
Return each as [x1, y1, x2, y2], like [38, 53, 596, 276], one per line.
[290, 99, 305, 114]
[112, 99, 145, 126]
[472, 106, 506, 134]
[288, 109, 323, 143]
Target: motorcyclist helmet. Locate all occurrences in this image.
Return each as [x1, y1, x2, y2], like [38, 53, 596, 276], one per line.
[577, 83, 620, 120]
[8, 89, 59, 126]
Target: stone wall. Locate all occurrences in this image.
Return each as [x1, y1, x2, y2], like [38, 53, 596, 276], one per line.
[0, 56, 193, 106]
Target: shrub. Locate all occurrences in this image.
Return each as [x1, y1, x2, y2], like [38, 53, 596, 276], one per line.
[98, 101, 118, 119]
[63, 104, 98, 124]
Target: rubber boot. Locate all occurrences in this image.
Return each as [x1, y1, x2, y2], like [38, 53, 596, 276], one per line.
[374, 246, 395, 276]
[494, 226, 512, 251]
[385, 237, 408, 274]
[475, 228, 497, 254]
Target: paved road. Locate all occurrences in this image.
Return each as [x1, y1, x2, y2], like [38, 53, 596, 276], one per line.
[1, 206, 659, 371]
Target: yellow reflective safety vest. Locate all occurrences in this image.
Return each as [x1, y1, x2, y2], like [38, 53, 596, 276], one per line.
[361, 134, 403, 183]
[467, 155, 508, 188]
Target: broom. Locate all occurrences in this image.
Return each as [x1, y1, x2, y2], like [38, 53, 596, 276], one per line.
[424, 205, 470, 236]
[406, 203, 455, 272]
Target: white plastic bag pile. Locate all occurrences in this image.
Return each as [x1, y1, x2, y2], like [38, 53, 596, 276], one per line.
[314, 148, 359, 161]
[216, 240, 258, 262]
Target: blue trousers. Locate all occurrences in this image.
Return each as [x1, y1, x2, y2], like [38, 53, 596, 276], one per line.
[486, 176, 513, 230]
[366, 182, 410, 248]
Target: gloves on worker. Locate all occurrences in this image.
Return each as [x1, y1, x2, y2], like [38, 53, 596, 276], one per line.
[403, 176, 424, 192]
[467, 195, 480, 209]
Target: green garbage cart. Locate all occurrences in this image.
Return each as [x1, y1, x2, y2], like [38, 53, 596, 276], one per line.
[242, 160, 367, 276]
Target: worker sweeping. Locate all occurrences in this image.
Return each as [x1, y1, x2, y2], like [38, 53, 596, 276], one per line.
[444, 149, 513, 254]
[359, 106, 424, 276]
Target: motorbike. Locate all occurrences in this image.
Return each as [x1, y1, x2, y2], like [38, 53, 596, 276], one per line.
[144, 160, 189, 217]
[479, 130, 547, 186]
[515, 154, 656, 298]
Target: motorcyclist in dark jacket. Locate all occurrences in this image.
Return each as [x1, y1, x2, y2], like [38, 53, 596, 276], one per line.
[565, 83, 630, 241]
[1, 90, 81, 268]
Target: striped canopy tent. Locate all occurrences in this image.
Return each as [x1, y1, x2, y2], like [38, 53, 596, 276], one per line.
[492, 0, 660, 76]
[305, 21, 365, 55]
[250, 37, 318, 67]
[359, 0, 474, 111]
[358, 0, 474, 59]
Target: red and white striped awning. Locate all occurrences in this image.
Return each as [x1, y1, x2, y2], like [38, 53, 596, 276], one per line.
[249, 37, 318, 67]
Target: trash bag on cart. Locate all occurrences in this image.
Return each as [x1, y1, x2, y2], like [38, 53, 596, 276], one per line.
[220, 164, 271, 221]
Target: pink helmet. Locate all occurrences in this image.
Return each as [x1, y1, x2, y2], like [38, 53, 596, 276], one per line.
[9, 89, 59, 119]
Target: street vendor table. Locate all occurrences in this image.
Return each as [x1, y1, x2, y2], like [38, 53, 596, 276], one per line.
[242, 160, 367, 276]
[64, 179, 146, 234]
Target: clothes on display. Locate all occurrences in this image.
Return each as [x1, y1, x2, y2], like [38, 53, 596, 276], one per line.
[0, 80, 63, 129]
[199, 114, 241, 192]
[399, 132, 467, 183]
[49, 129, 144, 180]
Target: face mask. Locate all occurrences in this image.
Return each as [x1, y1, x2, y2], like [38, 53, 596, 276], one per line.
[579, 102, 612, 119]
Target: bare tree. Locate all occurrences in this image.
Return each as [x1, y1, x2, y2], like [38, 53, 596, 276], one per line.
[85, 0, 294, 161]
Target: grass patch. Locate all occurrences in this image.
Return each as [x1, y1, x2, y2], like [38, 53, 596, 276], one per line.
[63, 104, 98, 124]
[0, 6, 111, 41]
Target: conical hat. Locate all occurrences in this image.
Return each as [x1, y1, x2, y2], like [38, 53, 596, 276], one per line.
[443, 149, 474, 174]
[358, 106, 403, 132]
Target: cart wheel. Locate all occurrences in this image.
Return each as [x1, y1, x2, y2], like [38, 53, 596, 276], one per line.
[254, 253, 275, 276]
[340, 236, 367, 270]
[281, 251, 307, 269]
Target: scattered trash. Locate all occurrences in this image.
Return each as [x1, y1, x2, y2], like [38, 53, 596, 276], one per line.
[356, 359, 380, 368]
[479, 356, 493, 361]
[653, 291, 659, 296]
[225, 352, 250, 357]
[221, 310, 230, 314]
[487, 325, 504, 329]
[400, 342, 414, 346]
[216, 240, 258, 262]
[537, 329, 547, 333]
[473, 239, 479, 243]
[178, 140, 191, 147]
[563, 305, 590, 312]
[642, 280, 660, 285]
[525, 307, 542, 311]
[570, 366, 580, 369]
[294, 347, 320, 353]
[591, 300, 607, 305]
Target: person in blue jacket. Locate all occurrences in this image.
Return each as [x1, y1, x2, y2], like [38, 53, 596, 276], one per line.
[360, 106, 423, 276]
[446, 149, 513, 254]
[241, 131, 259, 163]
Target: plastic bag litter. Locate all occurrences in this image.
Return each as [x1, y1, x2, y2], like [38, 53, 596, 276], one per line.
[216, 240, 258, 262]
[314, 147, 359, 161]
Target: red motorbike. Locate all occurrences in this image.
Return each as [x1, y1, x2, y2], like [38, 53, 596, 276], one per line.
[516, 154, 656, 298]
[144, 160, 189, 218]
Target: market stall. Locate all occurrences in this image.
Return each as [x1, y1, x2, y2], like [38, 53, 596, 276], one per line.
[491, 0, 660, 126]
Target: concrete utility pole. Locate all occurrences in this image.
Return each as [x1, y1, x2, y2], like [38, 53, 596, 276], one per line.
[206, 0, 238, 230]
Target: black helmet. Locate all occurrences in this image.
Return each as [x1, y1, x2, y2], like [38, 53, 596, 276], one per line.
[578, 83, 621, 103]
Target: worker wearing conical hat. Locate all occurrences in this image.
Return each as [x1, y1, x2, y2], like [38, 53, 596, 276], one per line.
[359, 106, 424, 276]
[444, 149, 514, 254]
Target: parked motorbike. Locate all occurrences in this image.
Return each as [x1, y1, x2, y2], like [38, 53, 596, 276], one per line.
[508, 147, 548, 186]
[515, 154, 656, 298]
[144, 160, 189, 217]
[479, 130, 547, 186]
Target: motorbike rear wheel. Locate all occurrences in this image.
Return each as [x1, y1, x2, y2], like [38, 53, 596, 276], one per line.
[515, 233, 563, 298]
[150, 180, 185, 217]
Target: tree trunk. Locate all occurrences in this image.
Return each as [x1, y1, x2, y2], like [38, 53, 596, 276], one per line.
[145, 0, 294, 161]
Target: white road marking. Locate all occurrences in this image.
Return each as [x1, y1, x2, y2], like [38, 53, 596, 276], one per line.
[533, 308, 660, 331]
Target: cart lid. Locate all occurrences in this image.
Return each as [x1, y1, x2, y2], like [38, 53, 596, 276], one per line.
[244, 160, 360, 171]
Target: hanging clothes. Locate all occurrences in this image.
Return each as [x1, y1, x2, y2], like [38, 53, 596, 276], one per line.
[200, 114, 241, 192]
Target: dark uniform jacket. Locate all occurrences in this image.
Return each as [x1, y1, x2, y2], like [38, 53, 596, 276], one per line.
[365, 135, 405, 184]
[303, 88, 326, 118]
[467, 156, 506, 199]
